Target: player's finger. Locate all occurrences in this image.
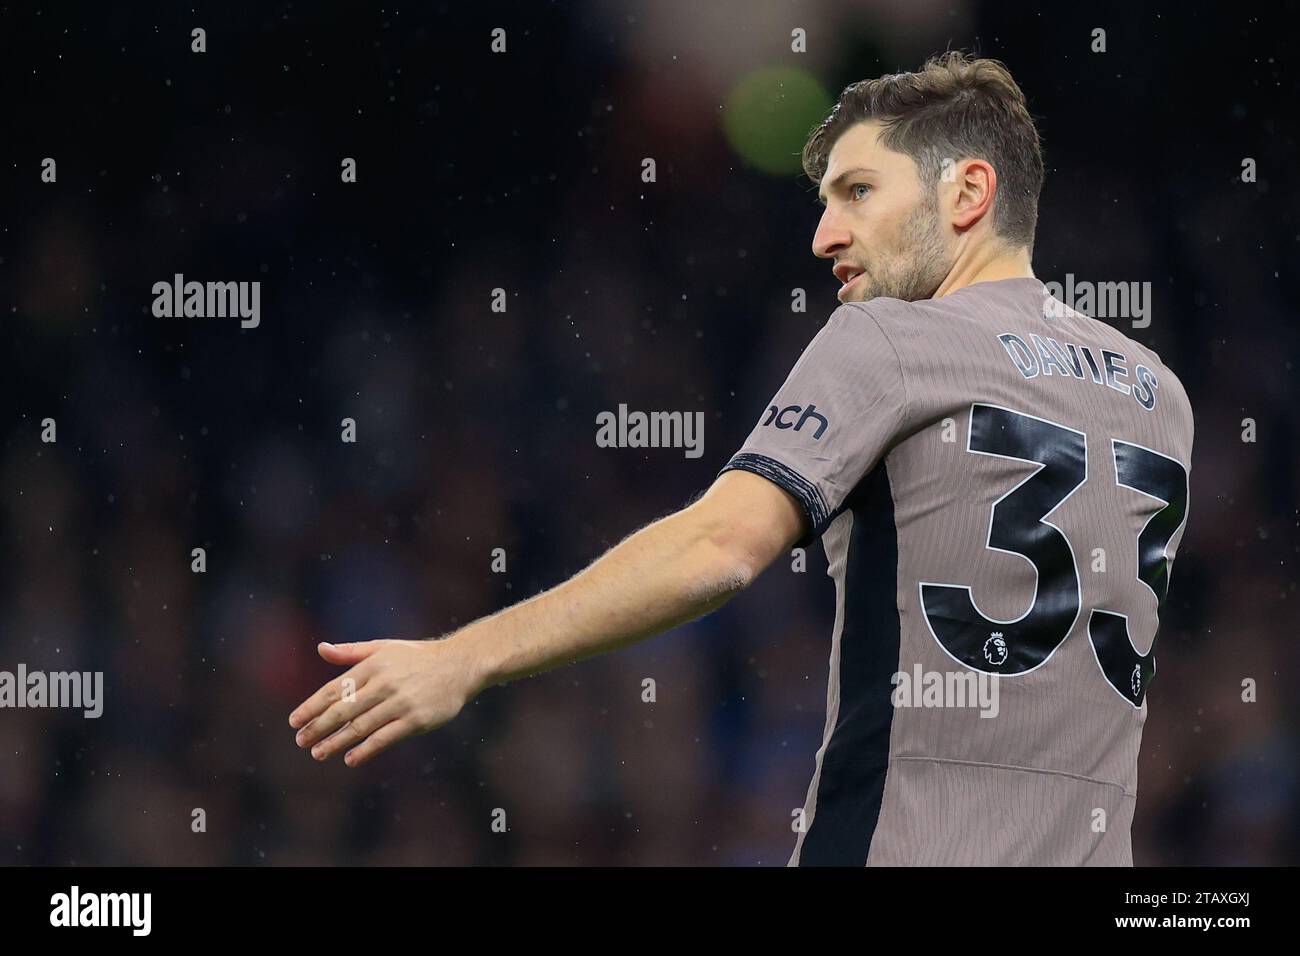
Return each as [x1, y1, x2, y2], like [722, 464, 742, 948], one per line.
[316, 640, 384, 666]
[343, 718, 415, 768]
[309, 698, 405, 761]
[288, 660, 375, 729]
[295, 685, 386, 750]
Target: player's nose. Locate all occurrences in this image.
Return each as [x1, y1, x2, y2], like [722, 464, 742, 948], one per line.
[811, 209, 852, 260]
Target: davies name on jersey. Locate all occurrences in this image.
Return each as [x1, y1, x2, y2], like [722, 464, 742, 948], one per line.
[997, 331, 1159, 410]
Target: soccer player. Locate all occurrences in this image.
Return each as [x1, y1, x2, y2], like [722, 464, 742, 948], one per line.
[289, 52, 1192, 866]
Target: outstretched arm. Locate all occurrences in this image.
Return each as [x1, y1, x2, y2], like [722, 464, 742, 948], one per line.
[288, 469, 806, 766]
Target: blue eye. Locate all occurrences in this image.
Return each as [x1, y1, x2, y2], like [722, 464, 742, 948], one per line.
[852, 183, 871, 200]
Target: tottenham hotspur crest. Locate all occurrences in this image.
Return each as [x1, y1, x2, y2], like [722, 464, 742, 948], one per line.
[984, 631, 1008, 667]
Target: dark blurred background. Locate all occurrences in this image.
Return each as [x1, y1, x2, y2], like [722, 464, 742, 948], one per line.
[1, 1, 1296, 865]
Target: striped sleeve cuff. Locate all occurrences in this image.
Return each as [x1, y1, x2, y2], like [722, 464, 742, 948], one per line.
[717, 452, 831, 546]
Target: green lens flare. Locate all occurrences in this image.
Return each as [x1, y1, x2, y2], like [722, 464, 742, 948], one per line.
[723, 68, 833, 176]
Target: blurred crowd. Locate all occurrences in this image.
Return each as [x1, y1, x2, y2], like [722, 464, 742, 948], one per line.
[1, 2, 1296, 864]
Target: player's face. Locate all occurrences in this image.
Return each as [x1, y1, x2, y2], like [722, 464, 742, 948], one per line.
[812, 121, 952, 304]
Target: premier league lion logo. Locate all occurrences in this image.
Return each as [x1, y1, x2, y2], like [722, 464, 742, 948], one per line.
[984, 631, 1009, 667]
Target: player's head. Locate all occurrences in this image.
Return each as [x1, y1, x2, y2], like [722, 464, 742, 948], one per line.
[804, 52, 1044, 303]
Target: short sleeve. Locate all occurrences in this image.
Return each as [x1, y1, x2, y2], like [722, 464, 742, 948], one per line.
[717, 303, 907, 547]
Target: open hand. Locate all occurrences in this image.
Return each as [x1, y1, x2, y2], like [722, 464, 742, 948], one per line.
[289, 637, 483, 767]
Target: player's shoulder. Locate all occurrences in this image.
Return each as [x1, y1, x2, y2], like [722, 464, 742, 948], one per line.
[827, 290, 997, 368]
[810, 298, 904, 355]
[822, 293, 988, 386]
[826, 296, 925, 351]
[1066, 307, 1194, 446]
[834, 294, 925, 327]
[1077, 311, 1190, 405]
[834, 280, 1028, 336]
[825, 297, 900, 328]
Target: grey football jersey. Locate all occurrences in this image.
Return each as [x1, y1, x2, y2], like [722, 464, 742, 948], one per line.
[718, 277, 1194, 866]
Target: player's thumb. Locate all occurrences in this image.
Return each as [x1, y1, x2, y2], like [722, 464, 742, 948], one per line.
[317, 640, 379, 665]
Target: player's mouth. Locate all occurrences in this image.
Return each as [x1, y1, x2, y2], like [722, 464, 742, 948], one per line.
[834, 264, 866, 301]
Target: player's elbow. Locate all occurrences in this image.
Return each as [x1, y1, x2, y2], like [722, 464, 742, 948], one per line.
[674, 471, 801, 605]
[709, 546, 759, 595]
[690, 515, 776, 599]
[681, 539, 757, 609]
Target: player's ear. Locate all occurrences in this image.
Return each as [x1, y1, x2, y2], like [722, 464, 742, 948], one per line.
[950, 158, 997, 232]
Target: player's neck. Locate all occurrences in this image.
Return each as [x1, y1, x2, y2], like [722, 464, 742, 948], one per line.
[931, 244, 1034, 299]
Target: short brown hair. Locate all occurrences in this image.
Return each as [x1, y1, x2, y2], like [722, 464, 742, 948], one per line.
[802, 52, 1044, 248]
